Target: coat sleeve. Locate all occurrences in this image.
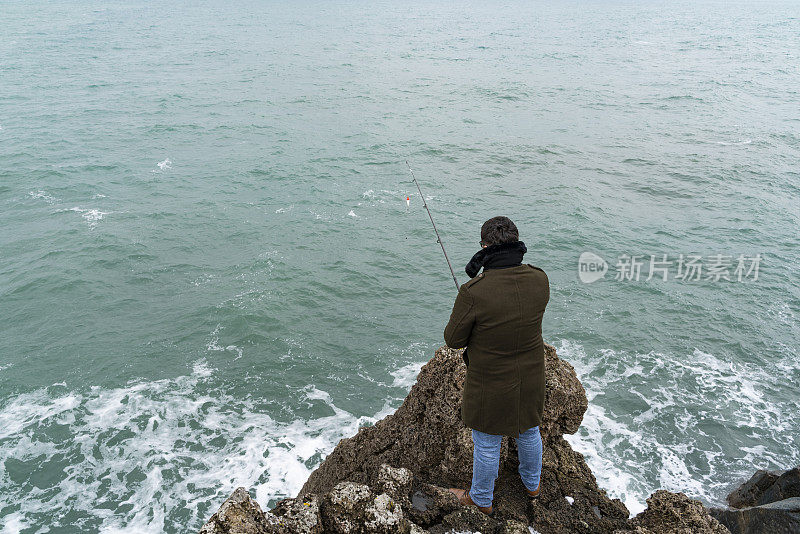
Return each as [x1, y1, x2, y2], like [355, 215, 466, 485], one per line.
[444, 285, 475, 349]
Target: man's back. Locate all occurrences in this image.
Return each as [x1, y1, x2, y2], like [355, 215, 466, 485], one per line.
[444, 263, 550, 436]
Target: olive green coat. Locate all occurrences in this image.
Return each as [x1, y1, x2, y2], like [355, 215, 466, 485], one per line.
[444, 264, 550, 437]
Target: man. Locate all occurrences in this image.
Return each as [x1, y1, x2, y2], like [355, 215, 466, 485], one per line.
[443, 216, 550, 515]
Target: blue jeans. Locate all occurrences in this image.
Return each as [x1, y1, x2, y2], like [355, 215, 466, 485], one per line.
[469, 426, 542, 508]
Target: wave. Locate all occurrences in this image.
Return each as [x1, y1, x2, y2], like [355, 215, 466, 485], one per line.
[51, 206, 110, 229]
[28, 190, 60, 205]
[715, 139, 752, 146]
[558, 339, 800, 515]
[0, 361, 399, 532]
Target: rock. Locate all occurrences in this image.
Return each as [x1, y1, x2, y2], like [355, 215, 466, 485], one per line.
[300, 345, 585, 495]
[624, 490, 729, 534]
[726, 467, 800, 509]
[726, 470, 780, 509]
[539, 346, 588, 440]
[199, 487, 285, 534]
[375, 464, 413, 503]
[404, 483, 460, 527]
[271, 494, 323, 533]
[710, 498, 800, 534]
[428, 505, 503, 534]
[487, 435, 629, 533]
[503, 519, 532, 533]
[364, 492, 408, 533]
[709, 466, 800, 534]
[299, 344, 627, 532]
[320, 482, 374, 533]
[753, 467, 800, 507]
[300, 346, 472, 494]
[318, 481, 410, 533]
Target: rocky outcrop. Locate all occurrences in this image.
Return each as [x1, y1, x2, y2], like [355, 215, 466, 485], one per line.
[620, 491, 729, 534]
[725, 467, 800, 509]
[200, 487, 287, 534]
[711, 499, 800, 534]
[297, 344, 627, 533]
[710, 466, 800, 534]
[200, 344, 730, 533]
[724, 470, 780, 509]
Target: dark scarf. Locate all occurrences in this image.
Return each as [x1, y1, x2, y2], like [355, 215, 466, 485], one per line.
[465, 241, 527, 278]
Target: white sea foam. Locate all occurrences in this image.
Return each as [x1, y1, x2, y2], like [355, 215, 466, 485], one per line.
[0, 391, 82, 441]
[67, 206, 109, 228]
[1, 512, 28, 534]
[360, 188, 400, 205]
[150, 158, 172, 173]
[558, 338, 799, 515]
[390, 362, 424, 388]
[563, 400, 647, 514]
[206, 324, 243, 361]
[0, 358, 408, 532]
[768, 301, 795, 326]
[715, 138, 752, 146]
[774, 342, 799, 375]
[348, 209, 357, 218]
[192, 273, 215, 286]
[28, 190, 59, 205]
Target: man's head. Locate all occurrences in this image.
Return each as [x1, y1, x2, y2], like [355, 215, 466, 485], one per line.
[480, 216, 519, 247]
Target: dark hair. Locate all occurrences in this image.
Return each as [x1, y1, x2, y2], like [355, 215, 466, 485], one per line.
[481, 216, 519, 246]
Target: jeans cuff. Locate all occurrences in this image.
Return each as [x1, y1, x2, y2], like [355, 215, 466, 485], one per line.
[523, 480, 540, 492]
[468, 488, 492, 508]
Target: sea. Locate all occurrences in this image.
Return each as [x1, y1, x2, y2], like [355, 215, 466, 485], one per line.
[1, 0, 798, 532]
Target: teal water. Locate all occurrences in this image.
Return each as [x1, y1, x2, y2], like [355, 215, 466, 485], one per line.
[1, 0, 799, 531]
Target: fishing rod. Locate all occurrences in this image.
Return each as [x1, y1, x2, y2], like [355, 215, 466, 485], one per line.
[405, 160, 460, 291]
